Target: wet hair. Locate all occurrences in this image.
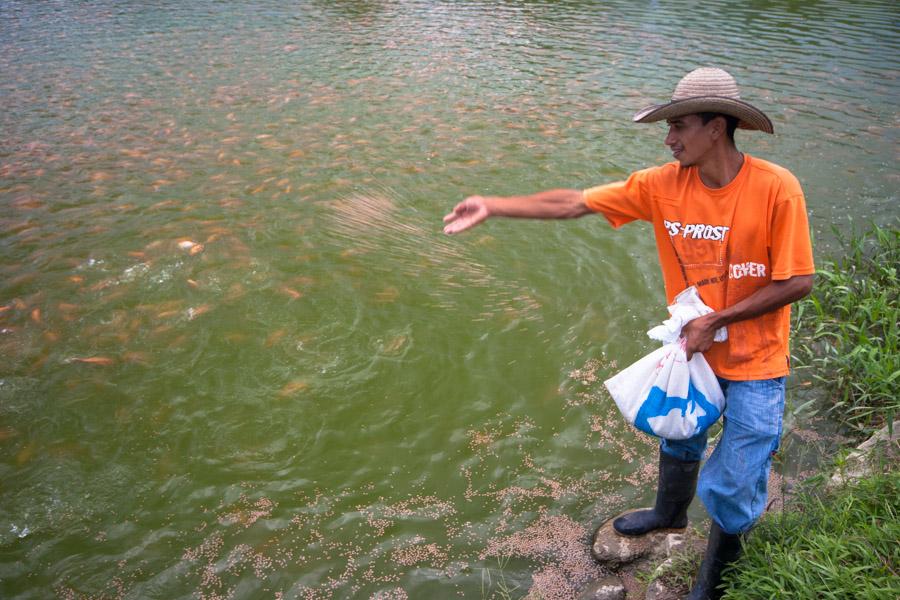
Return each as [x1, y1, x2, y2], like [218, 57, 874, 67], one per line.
[698, 112, 740, 141]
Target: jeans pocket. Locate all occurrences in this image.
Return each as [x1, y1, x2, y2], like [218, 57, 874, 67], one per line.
[723, 377, 785, 435]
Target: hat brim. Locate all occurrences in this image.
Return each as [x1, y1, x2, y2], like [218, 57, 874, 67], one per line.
[633, 96, 774, 134]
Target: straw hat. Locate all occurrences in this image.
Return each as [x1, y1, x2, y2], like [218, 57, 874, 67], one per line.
[633, 67, 773, 134]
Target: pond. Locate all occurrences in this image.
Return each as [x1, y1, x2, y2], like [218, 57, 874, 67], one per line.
[1, 1, 897, 598]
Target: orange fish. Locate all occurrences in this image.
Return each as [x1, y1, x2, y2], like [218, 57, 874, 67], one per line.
[186, 304, 212, 320]
[280, 287, 302, 300]
[16, 440, 38, 465]
[278, 380, 308, 397]
[69, 356, 115, 366]
[265, 329, 286, 347]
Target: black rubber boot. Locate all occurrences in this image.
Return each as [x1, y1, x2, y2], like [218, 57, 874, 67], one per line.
[613, 449, 700, 536]
[686, 521, 744, 599]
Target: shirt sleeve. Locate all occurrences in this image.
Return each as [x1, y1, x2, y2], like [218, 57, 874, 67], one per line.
[583, 168, 654, 228]
[769, 193, 816, 280]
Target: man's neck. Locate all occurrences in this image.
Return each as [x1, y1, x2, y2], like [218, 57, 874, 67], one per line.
[697, 145, 744, 189]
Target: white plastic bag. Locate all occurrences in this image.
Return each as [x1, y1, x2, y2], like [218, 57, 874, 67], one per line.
[646, 286, 728, 344]
[604, 341, 724, 439]
[604, 286, 726, 440]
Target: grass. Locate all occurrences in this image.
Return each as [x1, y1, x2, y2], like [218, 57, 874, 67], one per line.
[721, 469, 899, 599]
[791, 222, 899, 437]
[481, 555, 521, 600]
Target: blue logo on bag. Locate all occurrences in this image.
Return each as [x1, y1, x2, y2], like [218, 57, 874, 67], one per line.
[633, 382, 722, 439]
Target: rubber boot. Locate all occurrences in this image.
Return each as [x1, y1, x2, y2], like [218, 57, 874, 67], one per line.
[613, 449, 700, 536]
[686, 521, 744, 599]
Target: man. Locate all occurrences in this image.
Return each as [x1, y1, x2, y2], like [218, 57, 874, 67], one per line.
[442, 67, 815, 599]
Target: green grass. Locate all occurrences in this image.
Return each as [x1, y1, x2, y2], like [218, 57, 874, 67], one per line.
[481, 555, 521, 600]
[721, 470, 900, 599]
[792, 222, 899, 436]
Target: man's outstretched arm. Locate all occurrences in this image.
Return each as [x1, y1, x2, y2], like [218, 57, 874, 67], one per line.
[442, 189, 591, 235]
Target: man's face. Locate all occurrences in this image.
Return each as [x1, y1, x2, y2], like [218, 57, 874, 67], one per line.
[664, 114, 716, 167]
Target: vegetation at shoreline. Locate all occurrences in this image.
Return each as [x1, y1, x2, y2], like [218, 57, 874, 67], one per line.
[721, 469, 899, 599]
[791, 222, 899, 436]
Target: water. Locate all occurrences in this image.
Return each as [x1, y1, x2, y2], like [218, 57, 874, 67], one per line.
[1, 1, 897, 598]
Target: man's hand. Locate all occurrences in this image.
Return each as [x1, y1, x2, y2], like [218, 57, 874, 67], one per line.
[443, 189, 590, 234]
[681, 313, 721, 360]
[443, 196, 490, 235]
[679, 275, 814, 360]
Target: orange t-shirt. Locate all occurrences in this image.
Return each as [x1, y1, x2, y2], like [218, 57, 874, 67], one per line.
[583, 155, 815, 380]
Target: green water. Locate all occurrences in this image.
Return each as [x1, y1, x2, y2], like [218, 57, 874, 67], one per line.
[1, 1, 897, 598]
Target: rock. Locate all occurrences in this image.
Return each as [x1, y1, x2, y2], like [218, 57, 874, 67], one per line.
[576, 575, 626, 600]
[664, 533, 685, 556]
[645, 576, 677, 600]
[643, 554, 692, 600]
[591, 512, 677, 567]
[828, 420, 899, 490]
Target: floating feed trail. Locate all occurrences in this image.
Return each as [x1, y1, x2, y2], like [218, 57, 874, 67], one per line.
[326, 190, 544, 321]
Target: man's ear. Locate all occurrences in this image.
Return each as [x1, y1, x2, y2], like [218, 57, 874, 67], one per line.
[709, 115, 726, 140]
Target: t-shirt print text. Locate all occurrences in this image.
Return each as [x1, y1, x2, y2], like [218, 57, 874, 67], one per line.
[664, 220, 731, 241]
[729, 261, 767, 279]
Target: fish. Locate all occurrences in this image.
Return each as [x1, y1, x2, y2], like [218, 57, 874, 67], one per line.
[278, 380, 308, 397]
[16, 440, 38, 465]
[177, 241, 195, 250]
[265, 329, 286, 347]
[186, 304, 212, 320]
[68, 356, 116, 366]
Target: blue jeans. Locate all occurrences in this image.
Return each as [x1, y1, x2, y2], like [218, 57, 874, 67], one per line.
[660, 377, 785, 534]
